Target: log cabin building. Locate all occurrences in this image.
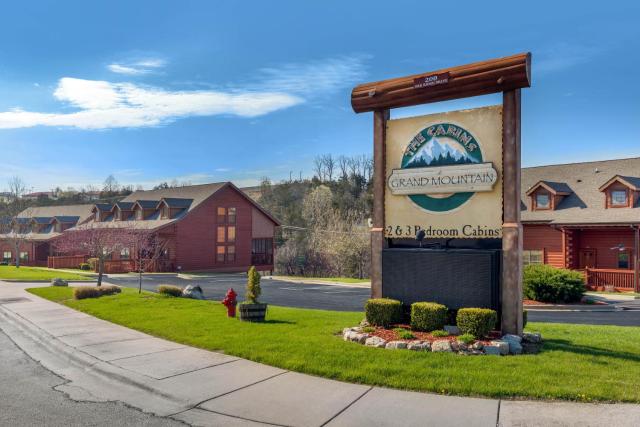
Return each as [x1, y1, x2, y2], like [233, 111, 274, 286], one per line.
[1, 182, 279, 273]
[522, 157, 640, 291]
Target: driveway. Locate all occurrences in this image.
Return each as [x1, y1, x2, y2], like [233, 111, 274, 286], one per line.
[105, 273, 371, 312]
[105, 273, 640, 326]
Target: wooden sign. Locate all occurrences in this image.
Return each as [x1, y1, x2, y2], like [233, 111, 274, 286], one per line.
[384, 105, 503, 239]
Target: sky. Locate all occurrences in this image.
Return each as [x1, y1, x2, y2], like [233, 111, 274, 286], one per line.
[0, 1, 639, 192]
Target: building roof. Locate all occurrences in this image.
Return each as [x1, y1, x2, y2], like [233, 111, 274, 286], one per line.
[522, 157, 640, 225]
[160, 198, 194, 209]
[0, 204, 94, 241]
[134, 200, 161, 209]
[114, 202, 135, 210]
[32, 217, 53, 224]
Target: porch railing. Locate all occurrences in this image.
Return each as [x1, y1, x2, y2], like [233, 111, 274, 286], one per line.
[583, 268, 635, 291]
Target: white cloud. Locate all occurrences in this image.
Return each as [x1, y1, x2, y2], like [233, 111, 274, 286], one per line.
[0, 55, 369, 130]
[0, 77, 302, 130]
[255, 55, 369, 96]
[107, 57, 167, 75]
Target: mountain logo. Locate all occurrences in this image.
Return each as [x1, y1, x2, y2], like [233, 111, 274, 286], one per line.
[399, 123, 484, 212]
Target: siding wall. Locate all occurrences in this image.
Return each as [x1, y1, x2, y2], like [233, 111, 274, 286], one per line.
[174, 186, 265, 272]
[523, 224, 564, 268]
[578, 228, 635, 269]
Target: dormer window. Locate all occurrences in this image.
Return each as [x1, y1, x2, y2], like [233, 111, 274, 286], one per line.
[535, 193, 550, 209]
[611, 190, 628, 207]
[136, 208, 143, 220]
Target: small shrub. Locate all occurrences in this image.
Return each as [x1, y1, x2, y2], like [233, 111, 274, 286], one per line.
[456, 308, 497, 338]
[393, 327, 415, 340]
[364, 298, 402, 327]
[523, 309, 528, 329]
[157, 285, 183, 297]
[73, 285, 121, 300]
[458, 333, 475, 344]
[246, 266, 262, 303]
[431, 330, 449, 337]
[361, 326, 375, 333]
[87, 258, 98, 271]
[410, 302, 447, 332]
[78, 263, 91, 271]
[523, 264, 585, 303]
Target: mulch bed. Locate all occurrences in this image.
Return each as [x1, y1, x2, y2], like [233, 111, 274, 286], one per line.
[368, 324, 500, 344]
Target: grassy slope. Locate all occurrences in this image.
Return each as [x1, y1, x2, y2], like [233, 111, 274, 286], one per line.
[0, 266, 91, 281]
[28, 286, 640, 403]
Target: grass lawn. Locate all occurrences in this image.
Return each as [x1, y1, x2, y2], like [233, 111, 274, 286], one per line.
[273, 275, 370, 284]
[0, 266, 92, 281]
[28, 286, 640, 403]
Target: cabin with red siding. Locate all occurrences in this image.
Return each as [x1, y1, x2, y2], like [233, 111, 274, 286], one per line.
[522, 157, 640, 291]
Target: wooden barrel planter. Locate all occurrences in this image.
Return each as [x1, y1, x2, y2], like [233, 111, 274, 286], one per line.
[239, 303, 268, 322]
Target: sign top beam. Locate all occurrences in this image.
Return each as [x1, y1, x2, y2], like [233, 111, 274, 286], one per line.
[351, 52, 531, 113]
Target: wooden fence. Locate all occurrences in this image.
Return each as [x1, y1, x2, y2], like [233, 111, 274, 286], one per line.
[47, 255, 88, 269]
[583, 268, 635, 291]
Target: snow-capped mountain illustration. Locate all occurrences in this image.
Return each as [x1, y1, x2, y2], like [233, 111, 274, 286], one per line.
[405, 137, 477, 168]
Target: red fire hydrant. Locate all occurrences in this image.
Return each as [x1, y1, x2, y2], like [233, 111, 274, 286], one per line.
[221, 288, 238, 318]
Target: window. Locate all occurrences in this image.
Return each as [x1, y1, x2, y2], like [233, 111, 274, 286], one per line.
[618, 252, 630, 269]
[217, 207, 226, 224]
[120, 248, 130, 260]
[2, 251, 11, 262]
[217, 226, 226, 243]
[228, 207, 236, 224]
[252, 238, 274, 265]
[136, 209, 143, 220]
[535, 193, 550, 209]
[227, 245, 236, 262]
[611, 190, 628, 207]
[523, 250, 543, 266]
[19, 252, 29, 262]
[227, 226, 236, 243]
[216, 246, 226, 263]
[161, 205, 169, 219]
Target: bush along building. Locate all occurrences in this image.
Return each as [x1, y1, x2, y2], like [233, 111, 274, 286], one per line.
[522, 157, 640, 292]
[2, 182, 279, 273]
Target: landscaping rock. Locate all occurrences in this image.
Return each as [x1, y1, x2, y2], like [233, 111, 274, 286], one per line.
[182, 285, 204, 300]
[444, 325, 460, 335]
[352, 333, 369, 344]
[483, 345, 501, 355]
[489, 340, 510, 355]
[471, 342, 484, 351]
[501, 334, 523, 343]
[431, 340, 452, 352]
[51, 278, 68, 287]
[454, 341, 469, 352]
[407, 341, 430, 351]
[523, 332, 542, 343]
[385, 341, 408, 350]
[359, 319, 370, 327]
[365, 336, 387, 348]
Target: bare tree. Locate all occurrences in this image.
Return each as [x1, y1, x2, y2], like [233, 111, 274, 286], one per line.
[338, 156, 349, 179]
[347, 156, 360, 177]
[103, 175, 119, 194]
[2, 177, 29, 267]
[54, 224, 133, 286]
[127, 230, 170, 293]
[313, 156, 325, 181]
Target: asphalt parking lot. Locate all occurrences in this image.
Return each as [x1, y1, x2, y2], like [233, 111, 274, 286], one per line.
[105, 273, 640, 326]
[105, 273, 371, 312]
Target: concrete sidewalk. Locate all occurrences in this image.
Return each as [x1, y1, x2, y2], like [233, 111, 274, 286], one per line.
[1, 282, 639, 427]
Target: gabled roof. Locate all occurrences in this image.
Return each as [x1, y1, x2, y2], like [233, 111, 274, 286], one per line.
[158, 198, 193, 209]
[522, 157, 640, 225]
[134, 200, 160, 209]
[3, 204, 94, 241]
[525, 180, 572, 196]
[32, 217, 53, 224]
[54, 215, 81, 223]
[113, 201, 135, 210]
[598, 175, 640, 192]
[93, 203, 113, 212]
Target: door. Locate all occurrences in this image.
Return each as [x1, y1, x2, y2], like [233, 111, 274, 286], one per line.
[579, 249, 597, 268]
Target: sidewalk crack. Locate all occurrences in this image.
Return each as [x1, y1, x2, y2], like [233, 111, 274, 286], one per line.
[320, 386, 373, 427]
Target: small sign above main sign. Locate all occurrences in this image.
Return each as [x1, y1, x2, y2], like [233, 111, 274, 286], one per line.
[413, 72, 450, 90]
[388, 162, 498, 195]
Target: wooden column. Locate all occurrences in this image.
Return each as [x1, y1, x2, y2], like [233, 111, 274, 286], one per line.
[634, 226, 639, 293]
[501, 89, 523, 335]
[371, 109, 389, 298]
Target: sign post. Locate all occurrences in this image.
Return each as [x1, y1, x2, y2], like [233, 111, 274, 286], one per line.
[352, 53, 531, 334]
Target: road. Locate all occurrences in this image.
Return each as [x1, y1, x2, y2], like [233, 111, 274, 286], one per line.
[106, 273, 371, 312]
[106, 273, 640, 326]
[0, 329, 183, 427]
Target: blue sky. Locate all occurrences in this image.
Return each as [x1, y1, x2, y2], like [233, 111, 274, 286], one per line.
[1, 1, 639, 192]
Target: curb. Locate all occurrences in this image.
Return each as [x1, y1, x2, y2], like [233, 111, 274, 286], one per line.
[0, 300, 192, 416]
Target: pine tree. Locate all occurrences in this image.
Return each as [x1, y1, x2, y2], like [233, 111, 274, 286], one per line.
[246, 266, 262, 303]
